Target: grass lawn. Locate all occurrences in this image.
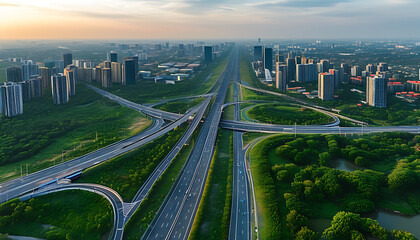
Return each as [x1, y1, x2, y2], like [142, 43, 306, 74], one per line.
[190, 129, 233, 240]
[0, 190, 112, 240]
[242, 132, 273, 146]
[123, 127, 199, 239]
[0, 84, 152, 183]
[74, 125, 187, 201]
[156, 97, 204, 114]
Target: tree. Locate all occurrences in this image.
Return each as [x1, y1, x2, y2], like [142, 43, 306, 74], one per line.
[286, 210, 308, 233]
[295, 226, 319, 240]
[354, 156, 368, 167]
[318, 152, 331, 166]
[390, 230, 417, 240]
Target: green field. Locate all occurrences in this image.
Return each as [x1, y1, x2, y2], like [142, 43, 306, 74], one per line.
[123, 127, 200, 239]
[0, 84, 152, 182]
[250, 133, 420, 239]
[74, 125, 187, 201]
[156, 97, 204, 114]
[247, 103, 334, 125]
[0, 190, 112, 239]
[190, 129, 233, 240]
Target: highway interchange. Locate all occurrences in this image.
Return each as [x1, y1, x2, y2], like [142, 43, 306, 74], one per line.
[1, 46, 419, 240]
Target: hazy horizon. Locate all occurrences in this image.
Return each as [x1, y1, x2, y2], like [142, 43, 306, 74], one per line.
[1, 0, 420, 40]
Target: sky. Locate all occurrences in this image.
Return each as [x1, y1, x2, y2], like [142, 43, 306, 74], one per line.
[0, 0, 419, 40]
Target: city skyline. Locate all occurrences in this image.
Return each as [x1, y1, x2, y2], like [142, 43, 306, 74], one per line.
[1, 0, 420, 40]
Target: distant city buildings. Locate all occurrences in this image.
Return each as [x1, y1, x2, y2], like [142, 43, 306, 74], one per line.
[101, 68, 112, 88]
[0, 82, 23, 117]
[64, 65, 76, 96]
[204, 46, 213, 62]
[6, 67, 23, 82]
[51, 74, 70, 105]
[275, 63, 287, 91]
[122, 58, 136, 85]
[263, 47, 273, 72]
[107, 52, 118, 62]
[63, 53, 73, 69]
[253, 46, 263, 62]
[296, 64, 317, 82]
[366, 75, 387, 107]
[318, 73, 335, 100]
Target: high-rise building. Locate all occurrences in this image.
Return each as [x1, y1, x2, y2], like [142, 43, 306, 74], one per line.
[111, 62, 122, 83]
[341, 63, 351, 75]
[107, 52, 118, 62]
[22, 60, 39, 81]
[123, 58, 136, 85]
[253, 46, 263, 62]
[295, 56, 301, 65]
[318, 73, 335, 101]
[6, 67, 23, 82]
[275, 63, 287, 91]
[29, 77, 43, 98]
[378, 62, 388, 72]
[317, 60, 330, 73]
[39, 67, 51, 90]
[286, 58, 296, 82]
[366, 64, 375, 74]
[19, 80, 31, 101]
[0, 82, 23, 117]
[366, 76, 387, 107]
[329, 69, 341, 89]
[63, 53, 73, 68]
[51, 74, 69, 105]
[204, 46, 213, 62]
[101, 68, 112, 88]
[132, 56, 139, 75]
[64, 65, 76, 96]
[264, 47, 273, 72]
[94, 67, 102, 84]
[351, 65, 361, 77]
[296, 64, 317, 82]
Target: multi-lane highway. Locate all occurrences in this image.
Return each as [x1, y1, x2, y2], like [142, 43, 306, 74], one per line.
[0, 101, 202, 204]
[228, 54, 251, 240]
[142, 50, 235, 240]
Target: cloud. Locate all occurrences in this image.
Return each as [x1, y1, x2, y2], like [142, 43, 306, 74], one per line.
[247, 0, 350, 8]
[0, 2, 20, 7]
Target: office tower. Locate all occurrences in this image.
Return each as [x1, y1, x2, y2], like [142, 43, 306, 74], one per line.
[328, 69, 340, 89]
[341, 63, 351, 75]
[19, 80, 31, 101]
[6, 67, 23, 82]
[101, 68, 112, 88]
[276, 54, 284, 63]
[107, 52, 118, 62]
[63, 53, 72, 68]
[378, 62, 388, 72]
[286, 58, 296, 82]
[111, 62, 122, 83]
[264, 47, 273, 72]
[296, 64, 318, 82]
[276, 63, 287, 91]
[122, 58, 136, 85]
[51, 74, 69, 105]
[44, 59, 55, 69]
[317, 60, 330, 73]
[318, 73, 335, 101]
[103, 61, 111, 69]
[64, 65, 76, 96]
[253, 46, 263, 62]
[39, 67, 51, 90]
[204, 46, 213, 62]
[366, 64, 375, 74]
[301, 55, 307, 64]
[295, 56, 301, 65]
[0, 82, 23, 117]
[366, 76, 387, 107]
[132, 56, 139, 75]
[351, 66, 361, 77]
[155, 44, 162, 51]
[22, 60, 38, 81]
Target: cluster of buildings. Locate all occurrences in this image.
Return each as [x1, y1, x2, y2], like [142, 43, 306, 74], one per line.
[252, 44, 420, 108]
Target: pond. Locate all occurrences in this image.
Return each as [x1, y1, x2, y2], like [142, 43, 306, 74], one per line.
[329, 158, 361, 172]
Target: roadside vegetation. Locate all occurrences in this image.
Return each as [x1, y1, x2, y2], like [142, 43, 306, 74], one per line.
[74, 125, 187, 201]
[0, 84, 151, 182]
[247, 103, 334, 125]
[190, 129, 233, 240]
[123, 127, 200, 239]
[156, 97, 204, 114]
[0, 190, 112, 240]
[250, 133, 420, 240]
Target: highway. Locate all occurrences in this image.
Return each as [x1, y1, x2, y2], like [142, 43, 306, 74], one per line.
[0, 102, 201, 204]
[219, 120, 420, 134]
[20, 183, 126, 240]
[228, 53, 251, 240]
[121, 96, 212, 236]
[142, 49, 235, 240]
[85, 84, 183, 121]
